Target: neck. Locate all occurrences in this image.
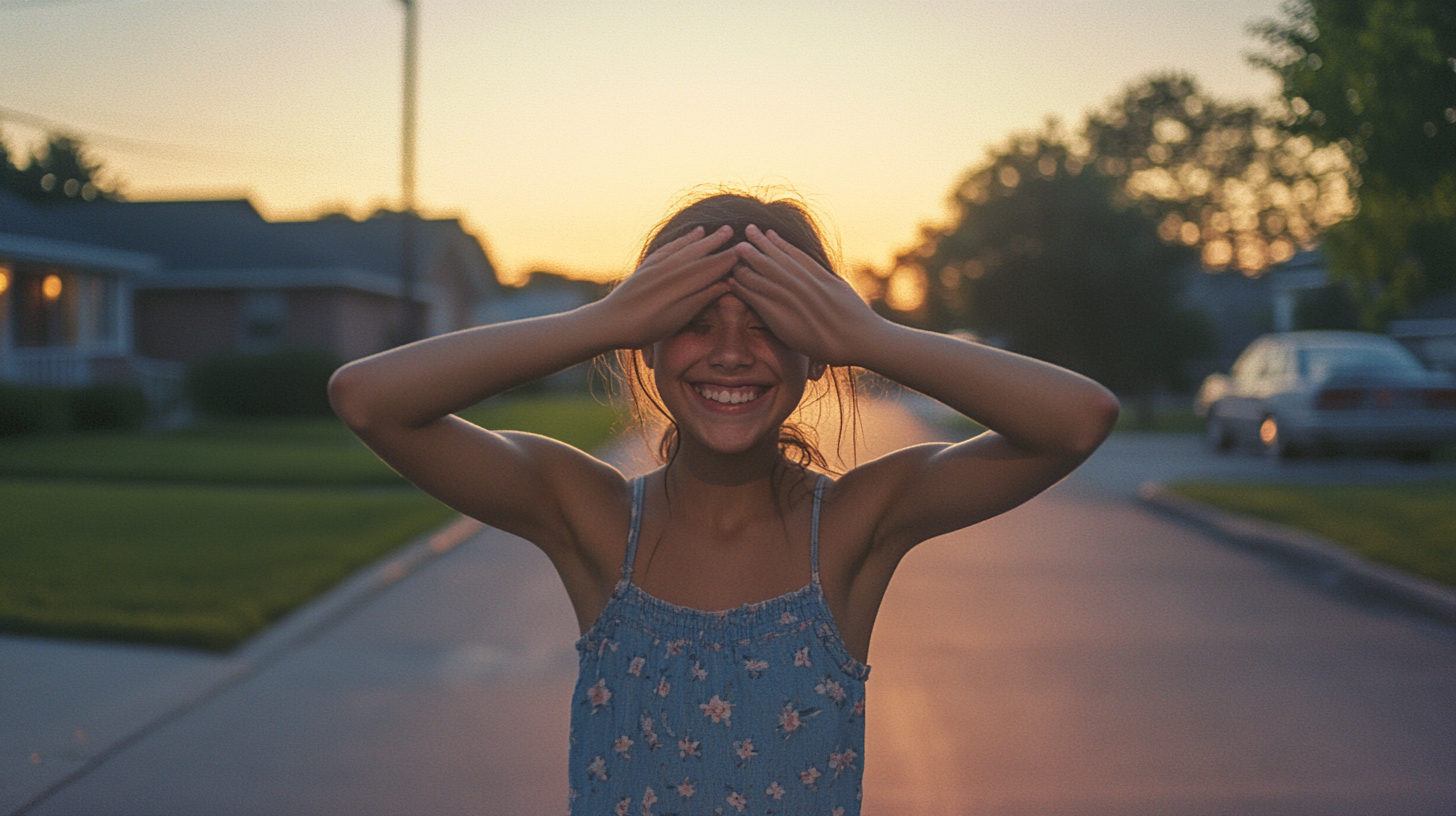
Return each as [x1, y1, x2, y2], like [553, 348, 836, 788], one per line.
[660, 436, 805, 524]
[671, 434, 782, 488]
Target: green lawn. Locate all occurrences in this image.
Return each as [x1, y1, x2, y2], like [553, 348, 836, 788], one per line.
[0, 392, 624, 651]
[0, 480, 455, 650]
[0, 394, 625, 484]
[1169, 480, 1456, 590]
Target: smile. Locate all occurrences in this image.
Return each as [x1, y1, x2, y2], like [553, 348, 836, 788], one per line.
[694, 384, 766, 405]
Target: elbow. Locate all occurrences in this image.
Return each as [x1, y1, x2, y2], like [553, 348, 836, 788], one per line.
[1064, 385, 1119, 459]
[327, 362, 374, 433]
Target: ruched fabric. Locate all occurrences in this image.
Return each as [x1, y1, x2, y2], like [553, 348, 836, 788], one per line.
[569, 475, 870, 816]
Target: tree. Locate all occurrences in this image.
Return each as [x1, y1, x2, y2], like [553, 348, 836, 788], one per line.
[1081, 74, 1353, 276]
[1251, 0, 1456, 325]
[1, 134, 116, 202]
[905, 128, 1211, 409]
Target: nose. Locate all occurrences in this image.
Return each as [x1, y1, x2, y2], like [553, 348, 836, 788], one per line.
[707, 322, 754, 370]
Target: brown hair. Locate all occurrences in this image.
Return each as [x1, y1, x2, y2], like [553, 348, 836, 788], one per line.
[612, 189, 861, 474]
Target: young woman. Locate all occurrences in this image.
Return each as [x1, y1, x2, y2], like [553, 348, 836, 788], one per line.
[329, 192, 1119, 814]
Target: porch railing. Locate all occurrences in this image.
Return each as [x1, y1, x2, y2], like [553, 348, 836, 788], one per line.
[2, 348, 186, 413]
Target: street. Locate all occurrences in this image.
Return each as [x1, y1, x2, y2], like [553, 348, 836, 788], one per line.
[6, 397, 1455, 815]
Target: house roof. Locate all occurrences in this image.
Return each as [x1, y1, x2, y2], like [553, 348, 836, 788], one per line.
[0, 231, 159, 276]
[0, 191, 501, 299]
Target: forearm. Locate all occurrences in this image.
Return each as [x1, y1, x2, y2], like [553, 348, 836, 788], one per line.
[852, 318, 1120, 457]
[330, 300, 623, 432]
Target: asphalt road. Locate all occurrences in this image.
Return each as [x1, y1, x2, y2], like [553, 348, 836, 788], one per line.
[8, 398, 1456, 815]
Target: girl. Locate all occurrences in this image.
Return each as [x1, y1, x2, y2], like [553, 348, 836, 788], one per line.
[329, 192, 1119, 814]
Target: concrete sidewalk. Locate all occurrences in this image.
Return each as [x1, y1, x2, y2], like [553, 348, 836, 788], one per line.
[5, 398, 1455, 815]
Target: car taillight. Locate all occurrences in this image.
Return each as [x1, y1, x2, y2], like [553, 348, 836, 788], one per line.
[1315, 387, 1366, 409]
[1426, 388, 1456, 409]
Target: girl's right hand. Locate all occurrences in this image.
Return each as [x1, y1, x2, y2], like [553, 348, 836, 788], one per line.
[595, 225, 739, 349]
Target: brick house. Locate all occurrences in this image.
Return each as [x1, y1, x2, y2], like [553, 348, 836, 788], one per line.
[0, 191, 501, 400]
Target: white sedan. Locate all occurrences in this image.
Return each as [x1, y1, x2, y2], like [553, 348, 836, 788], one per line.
[1197, 331, 1456, 459]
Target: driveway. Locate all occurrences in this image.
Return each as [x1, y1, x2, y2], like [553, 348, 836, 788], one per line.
[6, 396, 1455, 815]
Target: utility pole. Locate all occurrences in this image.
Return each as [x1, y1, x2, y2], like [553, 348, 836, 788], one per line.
[398, 0, 420, 342]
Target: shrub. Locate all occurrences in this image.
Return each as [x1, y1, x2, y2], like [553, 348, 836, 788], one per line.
[0, 383, 70, 436]
[69, 384, 147, 431]
[187, 349, 341, 418]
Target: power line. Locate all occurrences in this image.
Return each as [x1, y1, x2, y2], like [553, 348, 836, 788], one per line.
[0, 103, 302, 168]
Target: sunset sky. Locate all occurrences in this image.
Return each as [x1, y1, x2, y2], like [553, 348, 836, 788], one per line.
[2, 0, 1286, 285]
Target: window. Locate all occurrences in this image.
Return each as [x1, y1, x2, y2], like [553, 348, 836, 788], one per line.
[12, 270, 78, 348]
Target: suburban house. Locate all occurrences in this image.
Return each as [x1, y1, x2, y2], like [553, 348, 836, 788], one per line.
[0, 191, 502, 402]
[476, 270, 610, 390]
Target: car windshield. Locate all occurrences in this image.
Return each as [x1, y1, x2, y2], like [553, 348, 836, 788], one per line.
[1298, 344, 1424, 379]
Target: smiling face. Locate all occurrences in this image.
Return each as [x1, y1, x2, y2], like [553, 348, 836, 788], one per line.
[645, 293, 824, 457]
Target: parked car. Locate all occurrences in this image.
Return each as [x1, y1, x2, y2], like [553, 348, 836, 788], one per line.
[1197, 331, 1456, 459]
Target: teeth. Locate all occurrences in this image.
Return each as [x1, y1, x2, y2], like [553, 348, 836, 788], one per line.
[697, 386, 762, 405]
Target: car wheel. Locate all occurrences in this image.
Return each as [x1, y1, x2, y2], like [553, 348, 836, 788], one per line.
[1259, 415, 1298, 460]
[1205, 416, 1234, 453]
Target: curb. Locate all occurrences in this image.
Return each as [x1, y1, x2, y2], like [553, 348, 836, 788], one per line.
[235, 514, 485, 661]
[11, 515, 487, 816]
[1138, 482, 1456, 629]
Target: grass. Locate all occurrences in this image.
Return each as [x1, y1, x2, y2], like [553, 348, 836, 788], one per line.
[1112, 404, 1204, 433]
[0, 480, 455, 651]
[0, 394, 626, 484]
[0, 392, 625, 651]
[1169, 480, 1456, 590]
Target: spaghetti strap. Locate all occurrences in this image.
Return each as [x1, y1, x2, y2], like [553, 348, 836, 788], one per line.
[810, 474, 826, 585]
[620, 475, 646, 584]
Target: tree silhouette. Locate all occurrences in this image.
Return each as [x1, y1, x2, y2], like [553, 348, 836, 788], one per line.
[1082, 74, 1353, 276]
[904, 127, 1211, 408]
[1252, 0, 1456, 325]
[1, 134, 116, 202]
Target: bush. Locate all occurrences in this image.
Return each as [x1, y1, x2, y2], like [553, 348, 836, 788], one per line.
[0, 383, 70, 436]
[187, 349, 341, 418]
[69, 384, 147, 431]
[0, 383, 149, 436]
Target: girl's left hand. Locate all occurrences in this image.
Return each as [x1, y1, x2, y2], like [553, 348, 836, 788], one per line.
[727, 224, 883, 366]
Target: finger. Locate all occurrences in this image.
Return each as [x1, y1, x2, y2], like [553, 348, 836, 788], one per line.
[732, 241, 818, 304]
[642, 225, 705, 263]
[675, 279, 733, 321]
[659, 224, 735, 266]
[763, 228, 836, 279]
[742, 224, 805, 272]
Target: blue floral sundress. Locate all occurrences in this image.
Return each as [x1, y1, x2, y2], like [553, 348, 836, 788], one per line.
[569, 475, 871, 816]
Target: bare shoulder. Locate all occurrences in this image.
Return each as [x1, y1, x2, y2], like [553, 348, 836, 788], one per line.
[495, 431, 635, 559]
[817, 442, 952, 552]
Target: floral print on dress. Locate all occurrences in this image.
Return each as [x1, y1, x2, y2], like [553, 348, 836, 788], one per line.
[586, 679, 611, 712]
[699, 695, 734, 726]
[816, 676, 847, 706]
[678, 737, 701, 759]
[640, 715, 662, 750]
[568, 474, 867, 815]
[829, 747, 858, 776]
